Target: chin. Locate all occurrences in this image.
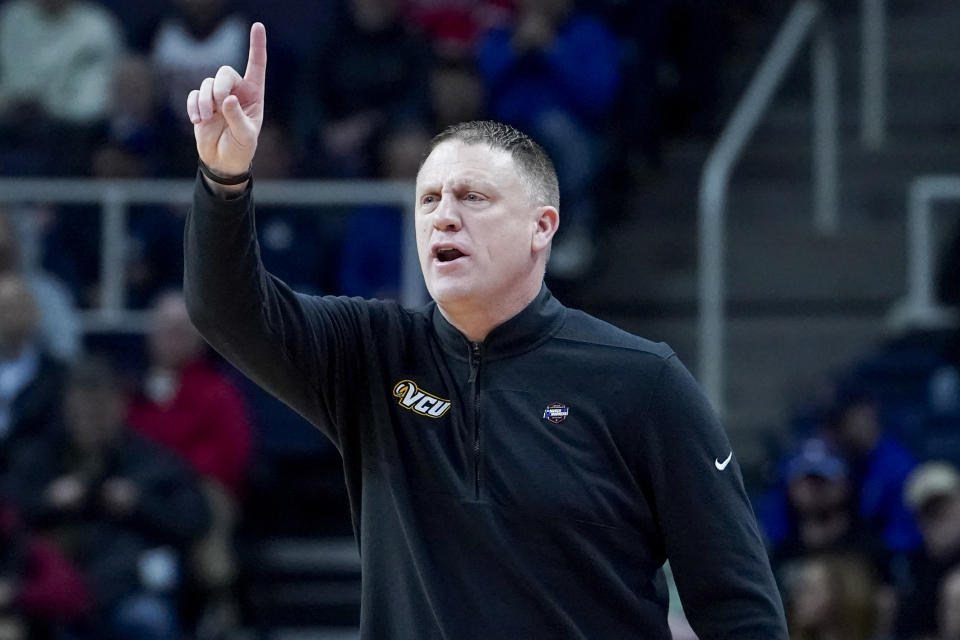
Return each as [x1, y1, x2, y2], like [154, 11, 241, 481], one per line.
[427, 277, 480, 307]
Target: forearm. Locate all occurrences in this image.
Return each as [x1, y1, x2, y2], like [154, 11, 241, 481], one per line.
[183, 173, 334, 434]
[184, 172, 263, 337]
[202, 172, 248, 198]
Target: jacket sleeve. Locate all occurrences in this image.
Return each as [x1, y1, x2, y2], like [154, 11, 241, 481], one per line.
[639, 354, 788, 639]
[183, 174, 377, 448]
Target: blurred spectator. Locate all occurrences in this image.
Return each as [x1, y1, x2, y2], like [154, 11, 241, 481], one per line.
[767, 439, 887, 584]
[252, 123, 340, 294]
[939, 566, 960, 640]
[43, 77, 185, 310]
[0, 210, 80, 361]
[897, 462, 960, 638]
[0, 274, 66, 472]
[150, 0, 247, 176]
[150, 0, 245, 116]
[0, 497, 93, 638]
[339, 126, 430, 299]
[828, 386, 921, 554]
[296, 0, 431, 178]
[0, 0, 123, 176]
[92, 55, 165, 178]
[127, 291, 251, 631]
[787, 554, 880, 640]
[402, 0, 512, 59]
[429, 59, 486, 131]
[476, 0, 620, 278]
[5, 356, 210, 640]
[129, 292, 252, 497]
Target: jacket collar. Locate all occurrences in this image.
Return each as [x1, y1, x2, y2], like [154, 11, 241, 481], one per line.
[431, 284, 566, 361]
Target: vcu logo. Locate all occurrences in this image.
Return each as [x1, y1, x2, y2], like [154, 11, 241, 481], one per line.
[392, 380, 452, 418]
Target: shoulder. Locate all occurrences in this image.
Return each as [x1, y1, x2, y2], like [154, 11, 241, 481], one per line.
[293, 294, 434, 349]
[553, 306, 675, 363]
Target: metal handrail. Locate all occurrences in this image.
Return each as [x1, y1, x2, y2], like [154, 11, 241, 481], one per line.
[861, 0, 887, 149]
[888, 175, 960, 329]
[0, 177, 421, 332]
[698, 0, 838, 415]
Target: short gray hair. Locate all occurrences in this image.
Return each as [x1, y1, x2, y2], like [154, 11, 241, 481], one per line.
[423, 121, 559, 208]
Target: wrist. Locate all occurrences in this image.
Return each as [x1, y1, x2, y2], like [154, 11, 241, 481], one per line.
[198, 159, 251, 184]
[198, 160, 251, 198]
[201, 172, 249, 198]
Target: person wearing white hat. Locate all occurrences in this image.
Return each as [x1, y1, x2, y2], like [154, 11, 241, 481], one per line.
[897, 461, 960, 638]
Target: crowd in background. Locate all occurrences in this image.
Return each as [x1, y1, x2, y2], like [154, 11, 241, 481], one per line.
[0, 0, 732, 289]
[1, 0, 960, 639]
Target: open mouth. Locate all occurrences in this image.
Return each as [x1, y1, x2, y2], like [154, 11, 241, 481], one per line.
[435, 247, 466, 263]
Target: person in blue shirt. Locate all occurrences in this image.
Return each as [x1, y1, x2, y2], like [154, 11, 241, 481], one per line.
[476, 0, 620, 278]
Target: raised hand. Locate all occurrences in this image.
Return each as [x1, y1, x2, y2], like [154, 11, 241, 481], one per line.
[187, 22, 267, 179]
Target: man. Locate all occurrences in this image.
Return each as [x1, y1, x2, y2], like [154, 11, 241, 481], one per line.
[0, 210, 80, 361]
[828, 386, 921, 553]
[0, 273, 66, 472]
[0, 0, 122, 175]
[128, 290, 251, 499]
[5, 356, 211, 639]
[939, 566, 960, 640]
[184, 23, 787, 638]
[896, 462, 960, 638]
[127, 290, 251, 629]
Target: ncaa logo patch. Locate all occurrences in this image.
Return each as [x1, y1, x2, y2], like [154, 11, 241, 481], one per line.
[393, 380, 452, 418]
[543, 402, 569, 424]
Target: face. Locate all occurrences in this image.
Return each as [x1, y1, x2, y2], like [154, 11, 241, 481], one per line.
[415, 140, 555, 312]
[788, 474, 849, 513]
[0, 214, 17, 271]
[0, 276, 37, 352]
[174, 0, 226, 30]
[940, 569, 960, 640]
[65, 385, 125, 452]
[838, 402, 880, 453]
[919, 493, 960, 559]
[148, 293, 204, 370]
[791, 561, 834, 630]
[349, 0, 400, 31]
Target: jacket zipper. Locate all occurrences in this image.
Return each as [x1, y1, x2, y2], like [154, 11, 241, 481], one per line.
[468, 342, 482, 500]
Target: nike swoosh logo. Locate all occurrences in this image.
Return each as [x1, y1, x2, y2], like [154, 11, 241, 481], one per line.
[715, 451, 733, 471]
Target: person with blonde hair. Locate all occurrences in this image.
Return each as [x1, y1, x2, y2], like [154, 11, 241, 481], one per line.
[789, 554, 880, 640]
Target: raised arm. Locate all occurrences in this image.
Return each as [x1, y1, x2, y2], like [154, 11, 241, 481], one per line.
[182, 24, 371, 446]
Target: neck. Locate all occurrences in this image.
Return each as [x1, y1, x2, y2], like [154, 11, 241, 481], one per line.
[436, 277, 542, 343]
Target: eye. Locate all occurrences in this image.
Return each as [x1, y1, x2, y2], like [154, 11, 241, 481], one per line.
[420, 194, 438, 206]
[465, 193, 484, 202]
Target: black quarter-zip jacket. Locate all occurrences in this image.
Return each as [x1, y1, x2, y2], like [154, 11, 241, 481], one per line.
[184, 176, 788, 639]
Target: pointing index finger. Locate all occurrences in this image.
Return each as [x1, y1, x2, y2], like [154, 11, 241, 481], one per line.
[244, 22, 267, 87]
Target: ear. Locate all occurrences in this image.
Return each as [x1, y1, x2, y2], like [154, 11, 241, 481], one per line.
[531, 205, 559, 254]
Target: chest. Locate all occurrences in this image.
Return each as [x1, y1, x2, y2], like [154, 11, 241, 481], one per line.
[364, 345, 649, 530]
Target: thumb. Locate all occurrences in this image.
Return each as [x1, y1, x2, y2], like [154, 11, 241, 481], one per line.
[221, 95, 255, 146]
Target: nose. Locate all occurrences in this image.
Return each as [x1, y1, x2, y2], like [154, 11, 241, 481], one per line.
[433, 195, 461, 231]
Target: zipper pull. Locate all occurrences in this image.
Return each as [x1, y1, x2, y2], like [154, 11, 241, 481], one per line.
[467, 342, 481, 383]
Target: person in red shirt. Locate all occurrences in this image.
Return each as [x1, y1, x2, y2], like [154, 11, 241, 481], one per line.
[127, 290, 251, 625]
